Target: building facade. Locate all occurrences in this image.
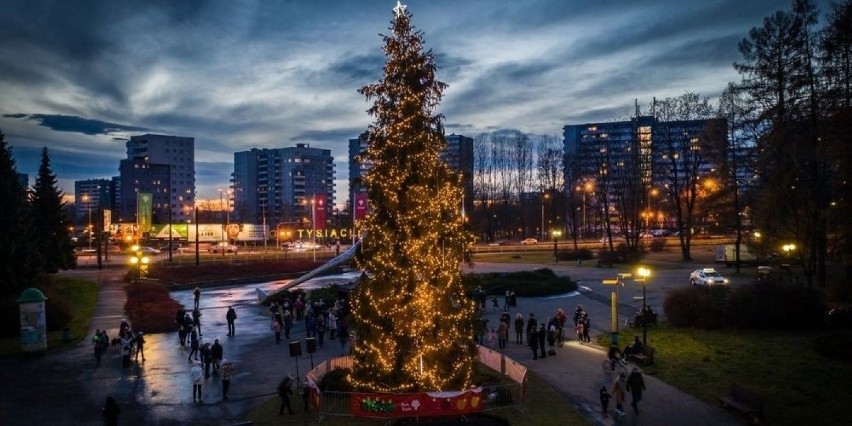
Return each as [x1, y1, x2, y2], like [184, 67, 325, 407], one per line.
[348, 133, 474, 217]
[232, 143, 335, 226]
[563, 115, 726, 232]
[74, 178, 114, 225]
[118, 134, 195, 224]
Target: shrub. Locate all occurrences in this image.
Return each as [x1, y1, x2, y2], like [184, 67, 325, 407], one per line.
[664, 281, 827, 330]
[648, 239, 666, 252]
[125, 282, 183, 333]
[557, 249, 593, 261]
[727, 281, 825, 330]
[463, 268, 577, 297]
[663, 286, 729, 329]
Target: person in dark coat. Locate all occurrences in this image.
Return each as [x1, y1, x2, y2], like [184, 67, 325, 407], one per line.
[193, 287, 201, 309]
[192, 308, 203, 336]
[528, 326, 539, 360]
[277, 375, 295, 415]
[537, 324, 547, 358]
[176, 307, 187, 345]
[226, 306, 237, 336]
[599, 385, 611, 416]
[211, 339, 223, 373]
[525, 313, 537, 347]
[514, 313, 525, 345]
[626, 368, 646, 414]
[188, 328, 200, 362]
[102, 396, 120, 426]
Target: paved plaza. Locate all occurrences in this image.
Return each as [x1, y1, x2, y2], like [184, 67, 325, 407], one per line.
[0, 248, 742, 425]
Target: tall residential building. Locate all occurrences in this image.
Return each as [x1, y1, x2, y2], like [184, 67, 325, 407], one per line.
[118, 134, 195, 224]
[348, 133, 474, 216]
[563, 116, 726, 188]
[74, 178, 113, 224]
[232, 143, 335, 225]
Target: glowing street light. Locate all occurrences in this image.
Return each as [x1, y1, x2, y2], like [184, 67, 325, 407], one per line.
[636, 266, 651, 344]
[129, 245, 150, 307]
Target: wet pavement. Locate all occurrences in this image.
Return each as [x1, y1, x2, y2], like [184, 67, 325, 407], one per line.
[0, 248, 743, 425]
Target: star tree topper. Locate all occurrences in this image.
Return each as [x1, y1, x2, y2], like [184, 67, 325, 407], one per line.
[393, 0, 407, 17]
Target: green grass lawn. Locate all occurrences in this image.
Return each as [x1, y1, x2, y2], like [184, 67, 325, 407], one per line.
[603, 325, 852, 426]
[0, 276, 98, 357]
[246, 370, 589, 426]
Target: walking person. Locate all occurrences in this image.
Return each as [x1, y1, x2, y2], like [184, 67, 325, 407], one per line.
[626, 368, 646, 414]
[192, 307, 203, 336]
[525, 313, 537, 347]
[514, 313, 525, 345]
[211, 338, 223, 374]
[226, 306, 237, 336]
[201, 342, 212, 378]
[328, 310, 338, 340]
[537, 323, 547, 358]
[133, 331, 145, 362]
[582, 315, 591, 343]
[190, 362, 204, 403]
[92, 329, 103, 367]
[193, 287, 201, 309]
[188, 327, 200, 362]
[528, 325, 539, 360]
[611, 371, 627, 416]
[102, 396, 120, 426]
[599, 385, 611, 417]
[277, 375, 295, 415]
[497, 320, 508, 349]
[176, 307, 187, 346]
[283, 310, 293, 339]
[220, 359, 233, 399]
[272, 320, 282, 344]
[317, 315, 327, 348]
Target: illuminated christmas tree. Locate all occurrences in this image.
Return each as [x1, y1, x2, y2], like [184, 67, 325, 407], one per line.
[349, 2, 477, 392]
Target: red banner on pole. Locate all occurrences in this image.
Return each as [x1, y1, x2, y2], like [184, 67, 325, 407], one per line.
[314, 194, 327, 230]
[354, 192, 368, 221]
[349, 388, 483, 418]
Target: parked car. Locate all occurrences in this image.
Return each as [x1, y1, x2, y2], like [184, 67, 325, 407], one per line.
[158, 242, 184, 253]
[521, 238, 538, 245]
[130, 246, 162, 255]
[690, 268, 729, 286]
[208, 242, 238, 254]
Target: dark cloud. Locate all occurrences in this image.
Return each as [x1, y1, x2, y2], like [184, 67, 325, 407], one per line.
[328, 53, 385, 84]
[4, 114, 149, 136]
[292, 128, 366, 143]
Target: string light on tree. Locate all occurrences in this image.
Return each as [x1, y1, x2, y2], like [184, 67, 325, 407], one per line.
[348, 1, 477, 393]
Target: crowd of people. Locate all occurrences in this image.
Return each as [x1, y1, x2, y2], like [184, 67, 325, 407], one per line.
[91, 318, 145, 368]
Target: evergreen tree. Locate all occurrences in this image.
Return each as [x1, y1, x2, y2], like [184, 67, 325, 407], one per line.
[31, 147, 75, 273]
[349, 3, 477, 392]
[0, 130, 41, 296]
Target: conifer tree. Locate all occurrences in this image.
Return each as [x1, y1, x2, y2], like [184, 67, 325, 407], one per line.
[0, 130, 41, 296]
[30, 147, 75, 272]
[349, 3, 477, 392]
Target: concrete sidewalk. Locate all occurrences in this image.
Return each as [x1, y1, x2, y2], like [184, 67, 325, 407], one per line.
[0, 256, 740, 425]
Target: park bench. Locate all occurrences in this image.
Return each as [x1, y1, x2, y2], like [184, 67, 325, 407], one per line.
[626, 344, 655, 365]
[719, 384, 765, 424]
[626, 313, 658, 328]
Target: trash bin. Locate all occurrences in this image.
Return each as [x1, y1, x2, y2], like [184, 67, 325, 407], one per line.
[62, 327, 71, 342]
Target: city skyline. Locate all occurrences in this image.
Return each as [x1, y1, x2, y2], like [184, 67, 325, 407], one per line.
[0, 0, 834, 205]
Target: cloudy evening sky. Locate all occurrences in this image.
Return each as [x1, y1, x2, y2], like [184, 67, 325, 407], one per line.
[0, 0, 834, 205]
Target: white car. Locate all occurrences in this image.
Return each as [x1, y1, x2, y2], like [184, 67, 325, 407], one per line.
[131, 246, 161, 255]
[690, 268, 729, 286]
[521, 238, 538, 245]
[209, 243, 238, 254]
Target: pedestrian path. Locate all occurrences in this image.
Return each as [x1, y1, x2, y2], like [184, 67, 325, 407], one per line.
[1, 259, 740, 425]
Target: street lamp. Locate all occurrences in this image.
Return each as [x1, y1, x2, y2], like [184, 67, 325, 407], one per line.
[541, 192, 550, 241]
[552, 229, 562, 262]
[782, 243, 796, 284]
[636, 266, 651, 344]
[82, 194, 93, 249]
[129, 245, 150, 307]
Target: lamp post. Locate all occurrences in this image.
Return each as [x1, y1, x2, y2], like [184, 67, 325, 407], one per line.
[82, 194, 93, 249]
[636, 266, 651, 344]
[782, 243, 796, 284]
[129, 245, 149, 307]
[541, 192, 550, 241]
[552, 229, 562, 262]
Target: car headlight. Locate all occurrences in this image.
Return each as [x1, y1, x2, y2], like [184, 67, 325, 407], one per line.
[723, 278, 729, 284]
